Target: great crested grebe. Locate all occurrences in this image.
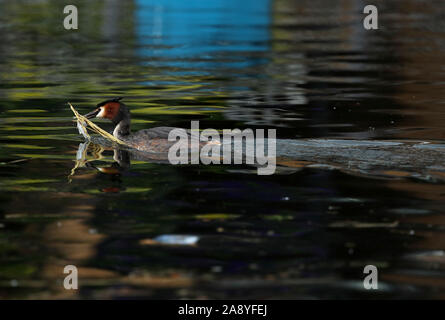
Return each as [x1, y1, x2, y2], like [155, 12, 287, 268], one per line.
[84, 97, 209, 153]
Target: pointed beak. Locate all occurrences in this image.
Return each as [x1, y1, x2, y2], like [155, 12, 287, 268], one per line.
[84, 108, 100, 119]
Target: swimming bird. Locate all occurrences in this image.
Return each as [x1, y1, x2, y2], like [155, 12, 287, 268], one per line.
[83, 97, 209, 153]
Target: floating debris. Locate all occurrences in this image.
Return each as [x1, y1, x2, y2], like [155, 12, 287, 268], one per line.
[140, 234, 199, 246]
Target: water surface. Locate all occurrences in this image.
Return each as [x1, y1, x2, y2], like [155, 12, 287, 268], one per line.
[1, 0, 445, 299]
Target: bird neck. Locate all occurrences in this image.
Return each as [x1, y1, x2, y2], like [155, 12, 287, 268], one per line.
[113, 118, 131, 139]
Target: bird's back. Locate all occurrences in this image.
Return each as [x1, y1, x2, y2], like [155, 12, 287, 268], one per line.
[124, 126, 191, 153]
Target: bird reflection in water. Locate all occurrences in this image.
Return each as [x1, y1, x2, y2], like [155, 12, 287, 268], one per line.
[69, 141, 142, 193]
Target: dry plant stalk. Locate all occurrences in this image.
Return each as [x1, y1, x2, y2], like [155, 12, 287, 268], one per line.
[69, 102, 128, 146]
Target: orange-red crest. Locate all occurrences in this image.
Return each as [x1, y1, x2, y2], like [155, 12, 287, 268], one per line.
[98, 102, 120, 120]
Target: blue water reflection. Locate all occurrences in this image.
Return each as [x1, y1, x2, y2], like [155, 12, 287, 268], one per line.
[135, 0, 270, 70]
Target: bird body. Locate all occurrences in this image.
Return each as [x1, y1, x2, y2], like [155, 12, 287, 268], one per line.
[84, 98, 205, 153]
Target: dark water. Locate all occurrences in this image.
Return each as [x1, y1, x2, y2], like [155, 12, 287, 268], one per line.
[1, 0, 445, 299]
